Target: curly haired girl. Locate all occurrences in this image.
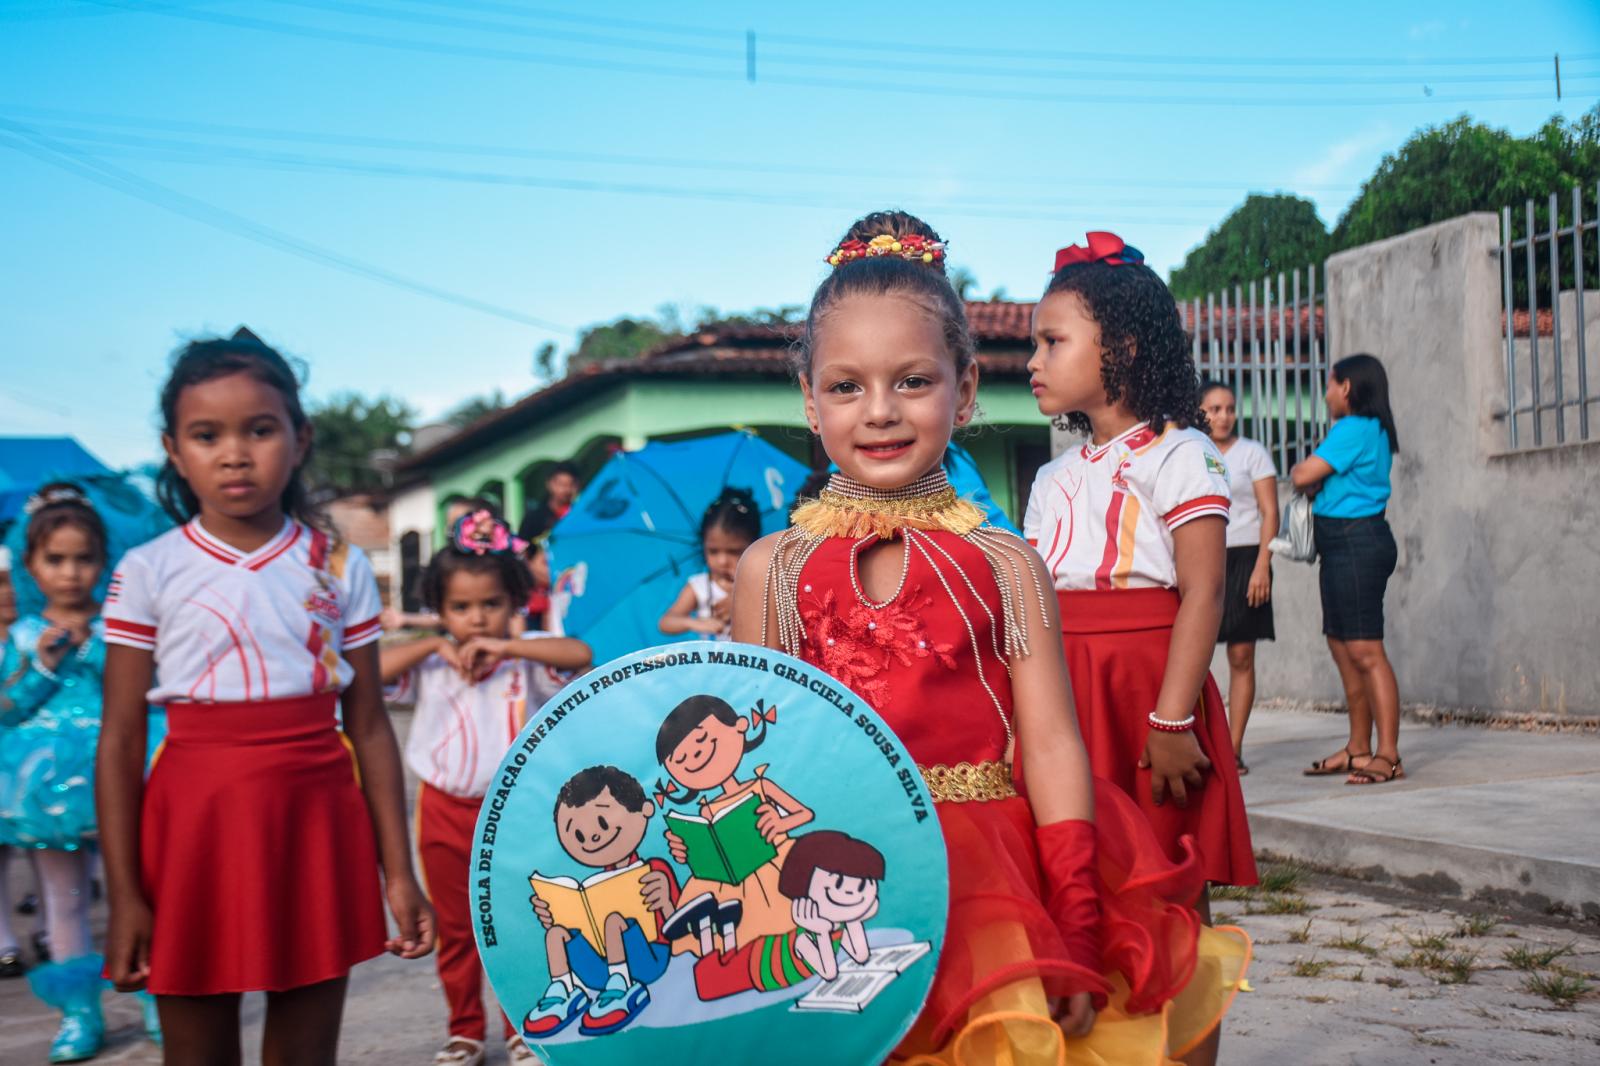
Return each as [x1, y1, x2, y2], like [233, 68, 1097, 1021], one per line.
[1023, 233, 1257, 1066]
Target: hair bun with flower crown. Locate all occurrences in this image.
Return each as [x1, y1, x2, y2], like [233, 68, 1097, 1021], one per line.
[451, 509, 528, 557]
[827, 232, 947, 268]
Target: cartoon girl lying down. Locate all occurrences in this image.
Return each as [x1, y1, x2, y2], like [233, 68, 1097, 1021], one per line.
[678, 829, 885, 1002]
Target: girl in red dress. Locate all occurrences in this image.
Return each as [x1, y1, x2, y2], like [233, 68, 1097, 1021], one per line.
[97, 329, 435, 1064]
[1024, 233, 1259, 1066]
[734, 213, 1248, 1065]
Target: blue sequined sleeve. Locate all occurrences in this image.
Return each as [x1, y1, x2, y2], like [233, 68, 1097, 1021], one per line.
[0, 629, 61, 726]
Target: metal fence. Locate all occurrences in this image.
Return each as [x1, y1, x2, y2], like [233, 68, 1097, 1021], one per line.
[1499, 182, 1599, 450]
[1180, 263, 1329, 478]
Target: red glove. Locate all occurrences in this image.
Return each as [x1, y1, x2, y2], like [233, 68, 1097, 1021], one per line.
[1036, 819, 1103, 985]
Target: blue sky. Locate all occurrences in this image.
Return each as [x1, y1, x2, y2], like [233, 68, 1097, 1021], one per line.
[2, 0, 1597, 467]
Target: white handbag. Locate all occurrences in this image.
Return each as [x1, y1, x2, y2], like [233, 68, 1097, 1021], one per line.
[1269, 492, 1317, 563]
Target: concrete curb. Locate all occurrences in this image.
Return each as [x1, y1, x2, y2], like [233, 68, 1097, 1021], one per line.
[1248, 811, 1600, 921]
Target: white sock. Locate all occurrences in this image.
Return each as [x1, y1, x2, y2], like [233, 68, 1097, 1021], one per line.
[553, 971, 575, 992]
[35, 849, 91, 960]
[607, 962, 629, 983]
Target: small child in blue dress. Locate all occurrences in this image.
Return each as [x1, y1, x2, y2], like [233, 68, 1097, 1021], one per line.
[0, 484, 159, 1061]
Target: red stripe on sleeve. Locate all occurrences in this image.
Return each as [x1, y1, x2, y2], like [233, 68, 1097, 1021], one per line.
[1162, 494, 1231, 529]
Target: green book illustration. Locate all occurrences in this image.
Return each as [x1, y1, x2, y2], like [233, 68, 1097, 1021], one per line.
[665, 790, 778, 884]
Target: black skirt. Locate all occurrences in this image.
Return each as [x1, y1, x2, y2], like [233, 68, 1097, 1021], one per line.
[1314, 514, 1396, 640]
[1218, 544, 1275, 644]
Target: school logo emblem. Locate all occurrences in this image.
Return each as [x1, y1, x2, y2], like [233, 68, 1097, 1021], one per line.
[474, 641, 948, 1066]
[1205, 454, 1228, 477]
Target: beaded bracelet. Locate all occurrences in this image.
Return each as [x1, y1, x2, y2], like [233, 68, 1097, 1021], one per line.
[1147, 712, 1197, 733]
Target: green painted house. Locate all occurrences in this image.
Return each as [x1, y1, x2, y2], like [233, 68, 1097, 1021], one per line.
[395, 301, 1055, 539]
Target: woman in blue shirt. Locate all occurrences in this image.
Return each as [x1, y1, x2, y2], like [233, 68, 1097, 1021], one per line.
[1290, 354, 1404, 785]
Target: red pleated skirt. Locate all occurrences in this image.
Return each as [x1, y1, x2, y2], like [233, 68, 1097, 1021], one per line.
[1058, 588, 1258, 887]
[140, 694, 388, 995]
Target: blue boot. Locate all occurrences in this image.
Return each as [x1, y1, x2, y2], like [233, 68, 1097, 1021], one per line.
[136, 989, 163, 1047]
[27, 954, 105, 1063]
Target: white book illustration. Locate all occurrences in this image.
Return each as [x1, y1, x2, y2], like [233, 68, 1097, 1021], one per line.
[792, 941, 934, 1014]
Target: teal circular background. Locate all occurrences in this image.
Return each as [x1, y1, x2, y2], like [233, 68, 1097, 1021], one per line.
[472, 640, 948, 1066]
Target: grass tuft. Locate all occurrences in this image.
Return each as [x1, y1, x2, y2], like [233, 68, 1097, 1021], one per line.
[1452, 914, 1499, 938]
[1326, 932, 1378, 957]
[1523, 971, 1591, 1009]
[1504, 943, 1575, 972]
[1257, 894, 1313, 916]
[1257, 863, 1304, 895]
[1290, 956, 1334, 978]
[1288, 920, 1313, 944]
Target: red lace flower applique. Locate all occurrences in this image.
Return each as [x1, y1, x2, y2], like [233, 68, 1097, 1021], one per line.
[799, 585, 958, 710]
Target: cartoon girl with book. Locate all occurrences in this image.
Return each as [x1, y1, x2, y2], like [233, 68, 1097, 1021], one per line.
[654, 695, 812, 956]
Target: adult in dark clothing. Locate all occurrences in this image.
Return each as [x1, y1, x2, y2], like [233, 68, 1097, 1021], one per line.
[517, 462, 581, 543]
[518, 462, 581, 629]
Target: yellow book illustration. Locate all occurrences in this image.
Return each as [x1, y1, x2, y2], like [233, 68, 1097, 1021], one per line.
[530, 861, 652, 954]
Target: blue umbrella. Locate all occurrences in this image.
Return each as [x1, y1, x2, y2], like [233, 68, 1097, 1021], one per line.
[547, 432, 809, 663]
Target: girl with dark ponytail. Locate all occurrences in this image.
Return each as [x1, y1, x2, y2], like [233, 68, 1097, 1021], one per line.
[659, 487, 762, 640]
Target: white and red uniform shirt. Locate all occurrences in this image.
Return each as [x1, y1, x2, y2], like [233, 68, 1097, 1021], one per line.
[103, 518, 383, 704]
[389, 637, 573, 797]
[1024, 422, 1230, 591]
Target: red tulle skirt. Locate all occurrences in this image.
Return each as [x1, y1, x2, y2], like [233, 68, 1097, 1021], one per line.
[140, 694, 387, 995]
[1058, 588, 1258, 887]
[896, 785, 1215, 1058]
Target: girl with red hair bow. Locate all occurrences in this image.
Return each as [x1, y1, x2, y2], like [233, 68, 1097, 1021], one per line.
[1024, 232, 1256, 1066]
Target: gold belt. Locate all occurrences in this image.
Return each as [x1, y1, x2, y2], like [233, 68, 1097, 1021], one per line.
[919, 760, 1017, 804]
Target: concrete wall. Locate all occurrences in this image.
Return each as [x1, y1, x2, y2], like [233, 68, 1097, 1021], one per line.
[1239, 213, 1600, 719]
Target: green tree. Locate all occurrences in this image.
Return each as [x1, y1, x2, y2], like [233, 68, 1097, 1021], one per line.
[1333, 107, 1600, 251]
[1169, 193, 1331, 300]
[444, 389, 508, 428]
[565, 316, 672, 371]
[307, 393, 416, 494]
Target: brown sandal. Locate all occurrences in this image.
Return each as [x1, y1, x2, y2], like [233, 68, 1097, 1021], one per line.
[1347, 754, 1404, 785]
[1304, 746, 1371, 776]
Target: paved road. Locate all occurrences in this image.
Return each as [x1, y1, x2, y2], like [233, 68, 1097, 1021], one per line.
[4, 708, 1598, 1063]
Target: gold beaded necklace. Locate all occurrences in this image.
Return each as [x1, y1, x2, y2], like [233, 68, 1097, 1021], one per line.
[761, 471, 1051, 668]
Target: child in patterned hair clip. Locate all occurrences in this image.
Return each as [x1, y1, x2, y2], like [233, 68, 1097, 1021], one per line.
[383, 513, 591, 1065]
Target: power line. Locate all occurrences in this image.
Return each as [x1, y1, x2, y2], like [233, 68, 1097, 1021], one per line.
[0, 119, 572, 334]
[279, 0, 1597, 87]
[390, 0, 1599, 70]
[28, 133, 1232, 228]
[0, 105, 1369, 192]
[16, 119, 1338, 212]
[84, 0, 1588, 108]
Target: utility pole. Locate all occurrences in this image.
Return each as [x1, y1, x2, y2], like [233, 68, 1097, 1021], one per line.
[1555, 53, 1562, 100]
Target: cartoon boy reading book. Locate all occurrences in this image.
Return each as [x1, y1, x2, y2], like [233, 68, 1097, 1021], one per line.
[524, 766, 681, 1039]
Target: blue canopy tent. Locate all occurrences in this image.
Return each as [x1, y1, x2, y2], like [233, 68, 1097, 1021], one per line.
[0, 437, 112, 528]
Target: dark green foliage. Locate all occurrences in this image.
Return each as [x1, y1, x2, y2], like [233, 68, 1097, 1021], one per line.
[307, 392, 416, 493]
[1169, 194, 1331, 300]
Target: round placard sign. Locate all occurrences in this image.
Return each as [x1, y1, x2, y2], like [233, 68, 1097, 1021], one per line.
[471, 640, 948, 1066]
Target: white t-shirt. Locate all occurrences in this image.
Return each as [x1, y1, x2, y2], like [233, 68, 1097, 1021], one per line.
[103, 519, 383, 704]
[687, 572, 731, 641]
[389, 635, 574, 797]
[1024, 422, 1231, 591]
[1218, 437, 1277, 548]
